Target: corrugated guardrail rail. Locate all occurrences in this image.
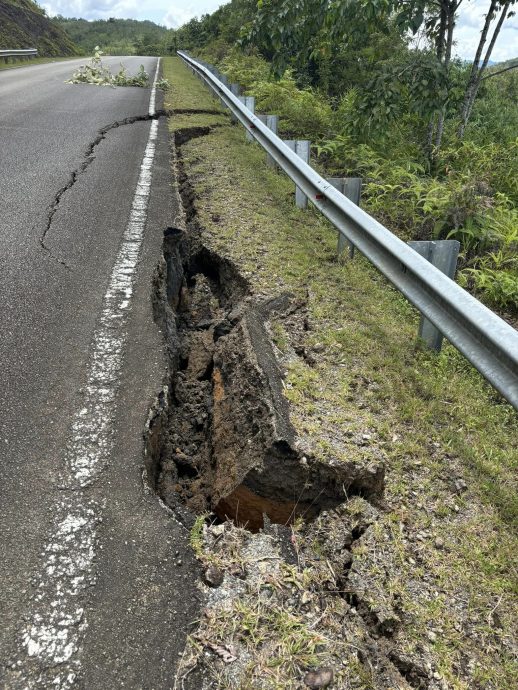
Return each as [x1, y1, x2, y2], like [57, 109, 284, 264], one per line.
[178, 50, 518, 411]
[1, 48, 38, 62]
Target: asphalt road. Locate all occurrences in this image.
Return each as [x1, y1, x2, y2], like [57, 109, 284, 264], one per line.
[0, 58, 200, 688]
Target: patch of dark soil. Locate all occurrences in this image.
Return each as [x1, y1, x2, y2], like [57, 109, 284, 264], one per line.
[146, 226, 384, 532]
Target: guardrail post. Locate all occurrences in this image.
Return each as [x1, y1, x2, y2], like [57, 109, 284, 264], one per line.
[408, 240, 460, 351]
[284, 140, 311, 208]
[238, 96, 256, 141]
[327, 178, 362, 259]
[266, 115, 279, 169]
[230, 84, 240, 123]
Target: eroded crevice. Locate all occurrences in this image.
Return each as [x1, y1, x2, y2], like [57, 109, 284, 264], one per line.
[40, 110, 174, 268]
[147, 227, 385, 533]
[145, 123, 385, 535]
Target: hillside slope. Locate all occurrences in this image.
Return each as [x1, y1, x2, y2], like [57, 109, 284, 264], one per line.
[53, 17, 169, 55]
[0, 0, 78, 56]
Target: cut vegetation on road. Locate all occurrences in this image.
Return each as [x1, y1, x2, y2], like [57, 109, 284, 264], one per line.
[150, 56, 517, 690]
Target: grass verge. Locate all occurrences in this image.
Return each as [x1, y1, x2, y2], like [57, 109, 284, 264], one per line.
[163, 56, 517, 690]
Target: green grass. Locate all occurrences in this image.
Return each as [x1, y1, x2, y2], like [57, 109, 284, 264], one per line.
[163, 56, 518, 690]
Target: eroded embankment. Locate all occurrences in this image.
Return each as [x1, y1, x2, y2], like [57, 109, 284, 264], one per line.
[145, 125, 384, 533]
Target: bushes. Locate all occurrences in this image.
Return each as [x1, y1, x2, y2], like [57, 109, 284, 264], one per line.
[252, 77, 333, 139]
[218, 49, 271, 88]
[204, 48, 518, 313]
[438, 139, 518, 205]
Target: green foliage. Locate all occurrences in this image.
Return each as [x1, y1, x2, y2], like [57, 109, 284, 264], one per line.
[67, 48, 149, 87]
[170, 1, 257, 53]
[253, 77, 333, 139]
[218, 48, 271, 88]
[438, 138, 518, 204]
[53, 16, 169, 56]
[462, 266, 518, 311]
[169, 2, 518, 313]
[156, 77, 171, 92]
[355, 53, 462, 133]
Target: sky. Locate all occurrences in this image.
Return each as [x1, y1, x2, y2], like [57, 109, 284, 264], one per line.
[40, 1, 518, 62]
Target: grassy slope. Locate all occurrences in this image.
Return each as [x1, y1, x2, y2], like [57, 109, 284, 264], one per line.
[164, 57, 517, 689]
[0, 0, 78, 56]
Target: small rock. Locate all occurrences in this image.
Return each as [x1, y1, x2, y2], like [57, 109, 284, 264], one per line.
[427, 630, 437, 642]
[210, 523, 225, 537]
[434, 537, 445, 549]
[204, 565, 224, 588]
[176, 560, 182, 567]
[301, 591, 312, 605]
[453, 478, 467, 494]
[304, 667, 334, 688]
[312, 343, 325, 353]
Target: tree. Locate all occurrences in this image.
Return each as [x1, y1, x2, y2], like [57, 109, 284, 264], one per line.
[458, 1, 515, 137]
[247, 0, 516, 156]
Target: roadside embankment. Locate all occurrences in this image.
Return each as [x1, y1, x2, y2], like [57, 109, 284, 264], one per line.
[147, 56, 517, 690]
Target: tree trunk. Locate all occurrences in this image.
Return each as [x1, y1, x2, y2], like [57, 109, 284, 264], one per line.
[462, 0, 511, 129]
[425, 2, 447, 162]
[426, 117, 436, 161]
[433, 1, 456, 162]
[457, 0, 500, 138]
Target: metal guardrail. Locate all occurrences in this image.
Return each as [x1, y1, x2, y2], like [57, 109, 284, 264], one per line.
[177, 50, 518, 411]
[1, 49, 38, 61]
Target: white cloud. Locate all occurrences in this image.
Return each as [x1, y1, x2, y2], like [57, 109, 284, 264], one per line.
[162, 1, 227, 29]
[455, 0, 518, 61]
[40, 0, 227, 24]
[41, 1, 138, 20]
[162, 7, 195, 29]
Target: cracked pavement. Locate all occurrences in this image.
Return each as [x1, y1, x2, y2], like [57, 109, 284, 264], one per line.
[0, 58, 201, 688]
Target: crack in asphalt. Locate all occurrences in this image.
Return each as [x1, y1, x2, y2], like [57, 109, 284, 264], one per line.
[39, 109, 174, 269]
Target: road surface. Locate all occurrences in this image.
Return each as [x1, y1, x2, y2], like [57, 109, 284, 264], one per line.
[0, 57, 200, 688]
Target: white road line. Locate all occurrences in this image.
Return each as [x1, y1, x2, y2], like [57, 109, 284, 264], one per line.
[10, 58, 161, 689]
[149, 56, 160, 116]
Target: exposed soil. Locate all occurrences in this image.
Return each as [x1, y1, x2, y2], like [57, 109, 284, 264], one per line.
[145, 126, 385, 534]
[146, 224, 384, 532]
